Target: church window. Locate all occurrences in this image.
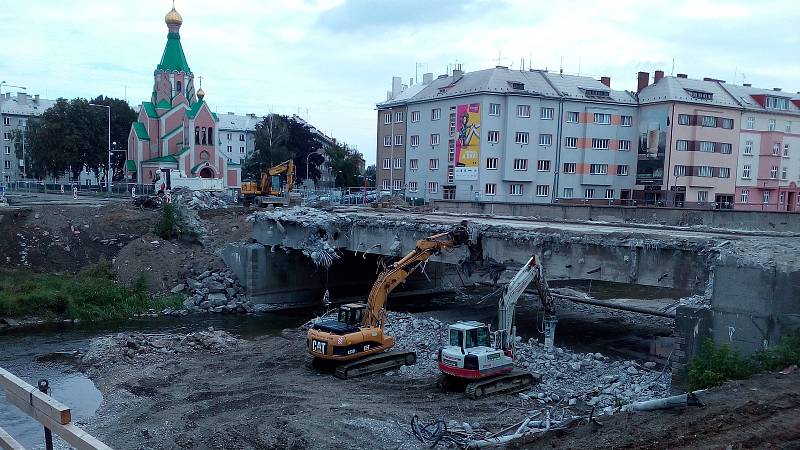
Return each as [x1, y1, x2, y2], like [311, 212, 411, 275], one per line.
[208, 127, 213, 144]
[201, 127, 207, 145]
[176, 80, 182, 94]
[194, 127, 200, 144]
[200, 150, 209, 161]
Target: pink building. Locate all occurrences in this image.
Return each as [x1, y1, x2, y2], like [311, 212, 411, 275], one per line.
[125, 5, 241, 189]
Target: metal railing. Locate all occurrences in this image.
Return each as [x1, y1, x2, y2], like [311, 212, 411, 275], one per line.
[4, 180, 156, 197]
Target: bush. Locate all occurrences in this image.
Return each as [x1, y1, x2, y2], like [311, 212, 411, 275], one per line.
[156, 203, 178, 239]
[752, 335, 800, 371]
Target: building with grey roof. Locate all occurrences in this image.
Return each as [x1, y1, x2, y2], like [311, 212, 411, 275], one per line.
[218, 112, 261, 166]
[0, 92, 56, 183]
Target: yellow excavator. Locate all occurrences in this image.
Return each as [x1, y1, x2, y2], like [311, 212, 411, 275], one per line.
[239, 159, 295, 206]
[307, 223, 470, 379]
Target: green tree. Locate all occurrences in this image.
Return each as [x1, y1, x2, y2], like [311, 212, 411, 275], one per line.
[247, 114, 325, 183]
[89, 96, 137, 181]
[326, 143, 363, 187]
[364, 164, 376, 187]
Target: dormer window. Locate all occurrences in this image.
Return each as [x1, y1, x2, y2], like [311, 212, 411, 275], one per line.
[509, 82, 524, 90]
[584, 89, 610, 97]
[765, 96, 790, 110]
[687, 90, 713, 100]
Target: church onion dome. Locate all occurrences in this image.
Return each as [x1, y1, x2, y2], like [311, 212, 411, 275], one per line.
[197, 87, 205, 99]
[165, 7, 183, 26]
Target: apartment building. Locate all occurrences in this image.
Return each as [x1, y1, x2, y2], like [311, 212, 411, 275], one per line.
[0, 92, 56, 183]
[218, 112, 261, 165]
[379, 67, 636, 203]
[377, 76, 423, 192]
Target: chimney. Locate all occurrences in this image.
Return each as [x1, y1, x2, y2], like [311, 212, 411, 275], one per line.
[391, 76, 402, 98]
[773, 87, 782, 92]
[743, 83, 752, 87]
[637, 71, 650, 93]
[452, 68, 463, 78]
[654, 70, 664, 83]
[600, 76, 611, 87]
[34, 94, 40, 103]
[422, 73, 433, 85]
[677, 73, 688, 79]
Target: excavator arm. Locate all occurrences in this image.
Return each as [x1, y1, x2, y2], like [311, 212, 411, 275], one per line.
[261, 160, 295, 195]
[497, 255, 556, 353]
[363, 224, 469, 328]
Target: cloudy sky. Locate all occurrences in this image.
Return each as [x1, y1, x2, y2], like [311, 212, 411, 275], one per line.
[2, 0, 799, 165]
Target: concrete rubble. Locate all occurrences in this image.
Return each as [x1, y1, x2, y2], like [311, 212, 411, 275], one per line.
[170, 187, 231, 210]
[250, 207, 345, 268]
[384, 312, 671, 414]
[176, 267, 259, 314]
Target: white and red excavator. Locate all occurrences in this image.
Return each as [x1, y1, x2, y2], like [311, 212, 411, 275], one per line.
[437, 255, 557, 399]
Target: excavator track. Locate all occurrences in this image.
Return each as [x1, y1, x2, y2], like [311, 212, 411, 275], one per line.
[464, 370, 542, 399]
[333, 351, 417, 379]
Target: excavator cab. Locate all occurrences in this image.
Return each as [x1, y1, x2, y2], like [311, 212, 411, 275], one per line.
[337, 303, 366, 326]
[449, 322, 491, 350]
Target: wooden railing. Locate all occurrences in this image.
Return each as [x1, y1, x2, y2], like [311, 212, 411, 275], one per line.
[0, 367, 111, 450]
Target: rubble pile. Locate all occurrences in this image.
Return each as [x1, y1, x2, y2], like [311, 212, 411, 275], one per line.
[176, 268, 263, 314]
[385, 312, 671, 413]
[170, 188, 230, 210]
[81, 328, 242, 366]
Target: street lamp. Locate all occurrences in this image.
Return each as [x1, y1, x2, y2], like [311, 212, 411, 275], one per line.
[88, 103, 111, 194]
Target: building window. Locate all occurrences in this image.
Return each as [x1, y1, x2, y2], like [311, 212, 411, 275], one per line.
[448, 140, 455, 162]
[740, 189, 749, 203]
[564, 137, 578, 148]
[517, 105, 531, 118]
[567, 111, 579, 123]
[785, 121, 792, 133]
[488, 103, 501, 116]
[770, 166, 778, 179]
[443, 186, 456, 199]
[2, 117, 10, 126]
[780, 192, 786, 204]
[744, 141, 753, 155]
[430, 134, 440, 146]
[201, 127, 207, 145]
[448, 166, 454, 183]
[746, 116, 755, 129]
[194, 127, 200, 144]
[677, 114, 690, 125]
[509, 184, 523, 196]
[515, 132, 529, 145]
[410, 111, 420, 123]
[620, 115, 632, 127]
[429, 159, 439, 170]
[605, 189, 614, 199]
[763, 191, 770, 203]
[382, 179, 391, 190]
[676, 140, 689, 151]
[562, 187, 573, 198]
[537, 160, 551, 171]
[486, 158, 498, 169]
[392, 179, 402, 191]
[701, 116, 717, 127]
[784, 144, 790, 157]
[563, 162, 576, 174]
[383, 159, 391, 170]
[3, 161, 10, 169]
[591, 138, 609, 149]
[617, 165, 629, 176]
[536, 185, 549, 197]
[772, 143, 780, 156]
[4, 146, 10, 155]
[383, 136, 391, 147]
[513, 159, 528, 171]
[394, 158, 402, 169]
[410, 135, 420, 147]
[782, 167, 788, 180]
[431, 108, 441, 121]
[699, 141, 715, 152]
[394, 111, 404, 123]
[394, 135, 403, 146]
[720, 143, 732, 154]
[240, 147, 245, 153]
[409, 159, 418, 170]
[539, 134, 552, 146]
[698, 191, 709, 202]
[742, 164, 751, 179]
[674, 165, 686, 177]
[698, 166, 713, 177]
[487, 131, 500, 143]
[449, 112, 456, 136]
[618, 140, 630, 151]
[719, 167, 730, 178]
[721, 118, 734, 129]
[408, 181, 418, 192]
[383, 113, 391, 125]
[540, 107, 554, 119]
[585, 188, 595, 199]
[428, 182, 438, 193]
[768, 119, 776, 131]
[590, 164, 608, 175]
[485, 183, 497, 195]
[766, 97, 790, 110]
[226, 145, 232, 152]
[593, 113, 611, 124]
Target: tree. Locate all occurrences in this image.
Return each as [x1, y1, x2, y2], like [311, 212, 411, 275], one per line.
[364, 165, 376, 187]
[90, 96, 136, 181]
[247, 114, 325, 183]
[326, 143, 362, 187]
[286, 116, 324, 183]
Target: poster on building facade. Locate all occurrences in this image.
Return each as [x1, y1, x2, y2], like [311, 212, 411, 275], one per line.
[635, 107, 667, 185]
[455, 103, 480, 180]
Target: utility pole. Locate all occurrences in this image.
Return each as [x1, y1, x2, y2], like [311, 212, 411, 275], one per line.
[89, 103, 112, 194]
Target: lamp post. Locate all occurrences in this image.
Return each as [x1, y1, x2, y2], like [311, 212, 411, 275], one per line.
[88, 103, 111, 194]
[306, 152, 313, 190]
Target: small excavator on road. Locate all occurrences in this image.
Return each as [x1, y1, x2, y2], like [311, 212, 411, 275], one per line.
[438, 255, 556, 399]
[239, 159, 295, 206]
[307, 223, 470, 379]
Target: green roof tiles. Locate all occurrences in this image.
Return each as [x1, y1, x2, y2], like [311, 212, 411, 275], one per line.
[157, 32, 192, 73]
[227, 161, 242, 167]
[187, 99, 204, 119]
[156, 99, 172, 109]
[132, 122, 150, 140]
[142, 102, 158, 119]
[142, 155, 178, 164]
[126, 160, 137, 172]
[211, 112, 219, 121]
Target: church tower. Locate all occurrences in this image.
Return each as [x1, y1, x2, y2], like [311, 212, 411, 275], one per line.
[153, 5, 195, 110]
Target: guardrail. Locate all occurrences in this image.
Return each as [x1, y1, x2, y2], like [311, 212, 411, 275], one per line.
[0, 367, 111, 450]
[4, 180, 156, 197]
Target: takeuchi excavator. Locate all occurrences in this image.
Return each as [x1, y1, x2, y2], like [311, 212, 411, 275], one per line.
[239, 159, 295, 206]
[438, 255, 557, 399]
[307, 223, 470, 379]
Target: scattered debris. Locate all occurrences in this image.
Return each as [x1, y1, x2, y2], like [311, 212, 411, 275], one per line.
[170, 188, 231, 210]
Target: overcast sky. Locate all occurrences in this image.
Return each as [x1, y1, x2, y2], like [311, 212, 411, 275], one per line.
[2, 0, 799, 165]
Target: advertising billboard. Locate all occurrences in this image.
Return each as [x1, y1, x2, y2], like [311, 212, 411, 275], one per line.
[455, 103, 480, 181]
[635, 107, 668, 186]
